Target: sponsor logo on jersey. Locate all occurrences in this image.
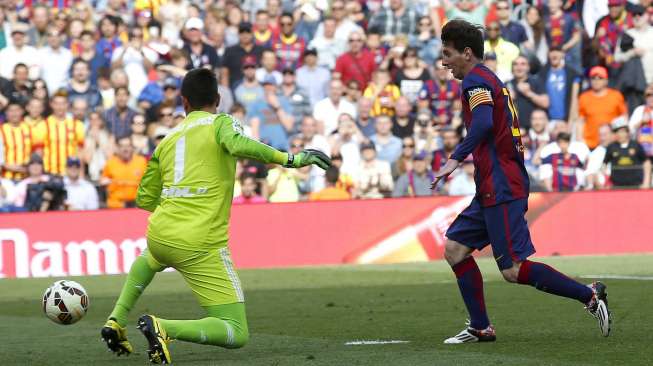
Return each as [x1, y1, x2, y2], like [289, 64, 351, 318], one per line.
[161, 186, 209, 198]
[228, 114, 244, 134]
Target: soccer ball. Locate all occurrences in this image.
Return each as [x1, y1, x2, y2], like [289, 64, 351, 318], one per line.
[42, 280, 89, 325]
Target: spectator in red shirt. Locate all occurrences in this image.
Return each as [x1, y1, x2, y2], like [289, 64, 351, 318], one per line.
[272, 13, 306, 71]
[334, 30, 376, 91]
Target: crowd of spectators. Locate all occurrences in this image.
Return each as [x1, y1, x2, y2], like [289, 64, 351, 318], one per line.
[1, 0, 653, 212]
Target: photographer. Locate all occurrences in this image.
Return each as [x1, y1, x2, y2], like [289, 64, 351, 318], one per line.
[14, 154, 67, 212]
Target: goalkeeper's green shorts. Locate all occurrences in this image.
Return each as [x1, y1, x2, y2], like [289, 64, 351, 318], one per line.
[144, 239, 244, 307]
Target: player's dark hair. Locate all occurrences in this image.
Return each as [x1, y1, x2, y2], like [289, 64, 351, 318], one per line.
[325, 166, 340, 184]
[181, 68, 220, 110]
[441, 19, 485, 59]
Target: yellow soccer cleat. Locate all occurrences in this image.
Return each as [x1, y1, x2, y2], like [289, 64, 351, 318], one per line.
[137, 314, 172, 364]
[101, 318, 134, 356]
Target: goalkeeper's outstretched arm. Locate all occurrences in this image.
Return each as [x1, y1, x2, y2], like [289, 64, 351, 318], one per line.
[216, 116, 331, 170]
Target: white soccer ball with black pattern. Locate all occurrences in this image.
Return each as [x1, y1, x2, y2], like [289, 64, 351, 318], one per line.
[42, 280, 89, 325]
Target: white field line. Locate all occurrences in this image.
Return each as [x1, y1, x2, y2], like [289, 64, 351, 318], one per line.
[345, 340, 411, 346]
[581, 275, 653, 281]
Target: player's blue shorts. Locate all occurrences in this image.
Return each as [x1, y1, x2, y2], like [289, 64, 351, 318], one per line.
[446, 197, 536, 270]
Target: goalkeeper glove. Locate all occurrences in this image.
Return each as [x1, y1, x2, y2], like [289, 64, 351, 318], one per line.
[285, 149, 332, 170]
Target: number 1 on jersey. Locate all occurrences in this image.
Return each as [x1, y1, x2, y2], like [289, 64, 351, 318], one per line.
[174, 136, 186, 184]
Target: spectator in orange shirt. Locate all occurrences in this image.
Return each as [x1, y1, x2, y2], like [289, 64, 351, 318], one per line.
[100, 136, 147, 208]
[577, 66, 628, 149]
[309, 166, 351, 201]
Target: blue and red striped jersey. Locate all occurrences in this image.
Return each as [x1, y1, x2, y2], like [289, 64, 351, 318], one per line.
[418, 79, 460, 123]
[541, 152, 583, 192]
[452, 64, 529, 207]
[272, 34, 306, 71]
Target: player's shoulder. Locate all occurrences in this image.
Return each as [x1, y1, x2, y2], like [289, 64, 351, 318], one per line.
[215, 113, 245, 135]
[462, 65, 498, 92]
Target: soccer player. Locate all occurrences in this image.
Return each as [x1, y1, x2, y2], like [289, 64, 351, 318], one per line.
[430, 19, 611, 344]
[101, 68, 330, 364]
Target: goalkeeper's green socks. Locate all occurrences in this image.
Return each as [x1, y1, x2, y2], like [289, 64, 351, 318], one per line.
[157, 302, 249, 348]
[109, 254, 158, 327]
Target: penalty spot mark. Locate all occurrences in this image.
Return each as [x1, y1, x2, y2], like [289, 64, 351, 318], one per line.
[345, 340, 411, 346]
[581, 275, 653, 281]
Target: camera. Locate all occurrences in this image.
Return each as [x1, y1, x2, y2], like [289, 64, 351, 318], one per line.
[25, 177, 67, 211]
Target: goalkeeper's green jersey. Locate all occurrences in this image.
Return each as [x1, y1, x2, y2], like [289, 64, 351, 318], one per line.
[136, 111, 287, 251]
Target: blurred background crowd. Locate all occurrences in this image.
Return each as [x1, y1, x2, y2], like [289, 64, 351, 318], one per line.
[1, 0, 653, 211]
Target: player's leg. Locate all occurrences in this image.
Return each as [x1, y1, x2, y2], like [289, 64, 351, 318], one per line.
[137, 245, 248, 363]
[443, 198, 496, 344]
[485, 199, 611, 336]
[156, 302, 249, 348]
[102, 248, 167, 355]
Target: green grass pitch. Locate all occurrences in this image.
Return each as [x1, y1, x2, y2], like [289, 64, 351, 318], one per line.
[1, 254, 652, 365]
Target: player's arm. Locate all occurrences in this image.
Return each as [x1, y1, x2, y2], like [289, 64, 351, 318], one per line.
[216, 115, 331, 169]
[135, 152, 163, 212]
[431, 87, 493, 189]
[450, 104, 493, 162]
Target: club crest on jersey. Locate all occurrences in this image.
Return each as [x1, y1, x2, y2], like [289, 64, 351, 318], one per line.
[467, 87, 493, 110]
[228, 114, 244, 134]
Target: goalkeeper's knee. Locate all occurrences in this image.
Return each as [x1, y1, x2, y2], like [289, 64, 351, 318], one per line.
[223, 320, 249, 349]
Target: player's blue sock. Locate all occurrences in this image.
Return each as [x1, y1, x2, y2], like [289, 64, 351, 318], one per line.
[517, 260, 593, 304]
[452, 256, 490, 330]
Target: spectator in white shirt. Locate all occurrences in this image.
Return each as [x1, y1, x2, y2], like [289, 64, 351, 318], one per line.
[313, 79, 357, 136]
[255, 49, 283, 86]
[355, 140, 394, 199]
[296, 49, 331, 107]
[309, 17, 348, 69]
[585, 125, 614, 189]
[615, 6, 653, 84]
[158, 0, 190, 45]
[536, 121, 590, 166]
[448, 159, 477, 196]
[328, 113, 363, 176]
[63, 157, 99, 211]
[314, 1, 363, 46]
[300, 116, 331, 192]
[38, 28, 73, 94]
[0, 177, 17, 212]
[0, 22, 40, 80]
[111, 27, 158, 99]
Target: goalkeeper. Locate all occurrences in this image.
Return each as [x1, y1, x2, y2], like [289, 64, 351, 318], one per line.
[101, 68, 331, 364]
